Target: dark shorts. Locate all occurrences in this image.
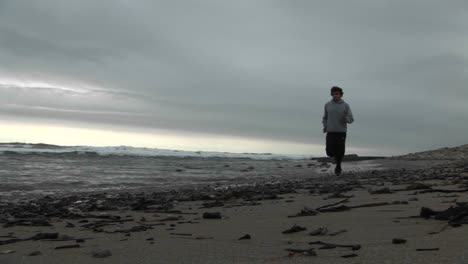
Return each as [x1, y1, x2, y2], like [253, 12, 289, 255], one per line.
[326, 132, 347, 158]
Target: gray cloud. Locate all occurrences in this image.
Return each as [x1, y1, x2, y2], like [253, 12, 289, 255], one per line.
[0, 0, 467, 155]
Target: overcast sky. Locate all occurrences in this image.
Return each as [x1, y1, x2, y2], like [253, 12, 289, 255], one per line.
[0, 1, 467, 156]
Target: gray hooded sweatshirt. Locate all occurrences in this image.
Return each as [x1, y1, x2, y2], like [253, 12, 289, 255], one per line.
[322, 99, 354, 133]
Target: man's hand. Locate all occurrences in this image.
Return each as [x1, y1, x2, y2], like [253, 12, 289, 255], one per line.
[323, 127, 327, 133]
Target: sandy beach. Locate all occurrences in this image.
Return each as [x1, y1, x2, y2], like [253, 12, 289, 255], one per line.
[1, 148, 468, 264]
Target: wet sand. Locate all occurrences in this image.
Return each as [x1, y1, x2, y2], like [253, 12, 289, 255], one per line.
[1, 157, 467, 263]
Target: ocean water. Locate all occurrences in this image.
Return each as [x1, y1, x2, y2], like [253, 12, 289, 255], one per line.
[0, 143, 315, 198]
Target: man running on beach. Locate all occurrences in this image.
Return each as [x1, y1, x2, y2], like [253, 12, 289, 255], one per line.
[322, 86, 354, 175]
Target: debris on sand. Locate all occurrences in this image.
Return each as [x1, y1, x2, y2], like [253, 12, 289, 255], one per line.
[309, 240, 361, 251]
[309, 227, 328, 236]
[202, 212, 222, 219]
[92, 249, 112, 258]
[282, 225, 307, 234]
[55, 244, 80, 250]
[287, 207, 318, 218]
[285, 248, 317, 256]
[392, 238, 407, 244]
[420, 203, 468, 225]
[238, 234, 251, 240]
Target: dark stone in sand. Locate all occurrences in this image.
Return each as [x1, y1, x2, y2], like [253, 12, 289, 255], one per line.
[238, 234, 251, 240]
[65, 222, 75, 228]
[203, 212, 222, 219]
[28, 251, 42, 256]
[282, 225, 306, 234]
[92, 249, 112, 258]
[146, 237, 154, 241]
[392, 238, 407, 244]
[31, 232, 59, 240]
[76, 239, 85, 243]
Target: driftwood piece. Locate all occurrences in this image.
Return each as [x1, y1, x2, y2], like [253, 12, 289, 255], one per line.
[309, 240, 361, 251]
[55, 244, 81, 250]
[316, 198, 350, 211]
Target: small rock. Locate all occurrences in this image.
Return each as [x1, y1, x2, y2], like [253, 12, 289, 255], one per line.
[392, 238, 407, 244]
[28, 251, 42, 256]
[65, 222, 75, 228]
[0, 250, 15, 255]
[203, 212, 222, 219]
[238, 234, 251, 240]
[92, 249, 112, 258]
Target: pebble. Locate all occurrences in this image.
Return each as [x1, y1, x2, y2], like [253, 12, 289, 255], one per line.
[92, 249, 112, 258]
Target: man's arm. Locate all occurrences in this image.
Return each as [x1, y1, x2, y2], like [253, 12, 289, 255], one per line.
[345, 104, 354, 124]
[322, 104, 328, 132]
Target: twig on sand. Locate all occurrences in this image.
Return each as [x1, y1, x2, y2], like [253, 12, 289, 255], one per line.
[416, 248, 439, 251]
[170, 232, 192, 236]
[316, 198, 350, 211]
[0, 238, 26, 245]
[318, 201, 407, 213]
[55, 244, 81, 250]
[428, 223, 450, 235]
[309, 240, 361, 251]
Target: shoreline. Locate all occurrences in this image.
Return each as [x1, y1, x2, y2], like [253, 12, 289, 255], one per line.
[1, 158, 467, 263]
